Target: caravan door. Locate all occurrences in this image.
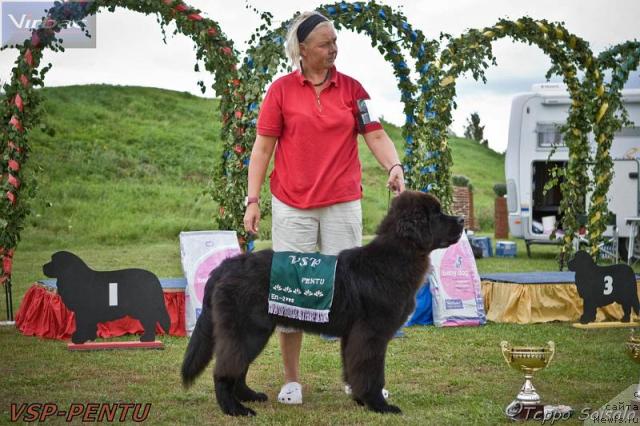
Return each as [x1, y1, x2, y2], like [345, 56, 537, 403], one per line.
[605, 159, 640, 238]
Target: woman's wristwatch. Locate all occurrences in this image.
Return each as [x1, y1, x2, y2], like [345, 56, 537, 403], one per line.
[244, 196, 259, 207]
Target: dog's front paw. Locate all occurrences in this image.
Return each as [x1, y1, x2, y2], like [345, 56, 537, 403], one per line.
[224, 405, 256, 417]
[71, 333, 87, 344]
[237, 390, 268, 402]
[371, 403, 402, 414]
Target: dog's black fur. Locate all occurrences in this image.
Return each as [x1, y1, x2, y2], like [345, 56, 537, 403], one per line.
[43, 251, 170, 343]
[181, 191, 464, 416]
[568, 250, 639, 323]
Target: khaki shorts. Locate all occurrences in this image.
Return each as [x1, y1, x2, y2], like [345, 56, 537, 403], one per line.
[272, 195, 362, 333]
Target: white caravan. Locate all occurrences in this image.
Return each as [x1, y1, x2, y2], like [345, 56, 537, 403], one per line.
[505, 83, 640, 258]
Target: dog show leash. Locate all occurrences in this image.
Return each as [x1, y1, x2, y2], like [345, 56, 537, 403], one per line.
[387, 163, 403, 211]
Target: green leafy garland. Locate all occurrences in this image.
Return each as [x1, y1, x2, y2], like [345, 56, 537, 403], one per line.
[438, 18, 609, 261]
[0, 0, 239, 291]
[587, 41, 640, 255]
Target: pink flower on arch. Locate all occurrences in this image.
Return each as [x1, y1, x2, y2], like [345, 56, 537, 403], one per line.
[6, 191, 16, 205]
[9, 116, 23, 132]
[24, 49, 33, 67]
[7, 175, 20, 189]
[31, 32, 41, 47]
[14, 94, 24, 112]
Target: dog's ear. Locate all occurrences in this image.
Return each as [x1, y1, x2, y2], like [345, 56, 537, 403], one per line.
[377, 192, 433, 249]
[397, 210, 432, 249]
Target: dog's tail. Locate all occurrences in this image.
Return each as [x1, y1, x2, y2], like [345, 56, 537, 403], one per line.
[181, 266, 224, 388]
[181, 305, 215, 388]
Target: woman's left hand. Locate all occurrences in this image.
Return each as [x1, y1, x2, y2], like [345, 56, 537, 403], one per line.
[387, 167, 405, 195]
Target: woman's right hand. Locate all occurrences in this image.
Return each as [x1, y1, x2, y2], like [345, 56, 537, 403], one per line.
[243, 204, 261, 235]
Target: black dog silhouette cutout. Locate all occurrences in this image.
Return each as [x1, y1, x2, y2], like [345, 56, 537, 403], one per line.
[43, 251, 170, 344]
[568, 250, 640, 323]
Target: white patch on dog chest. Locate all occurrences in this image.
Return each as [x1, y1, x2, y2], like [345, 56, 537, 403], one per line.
[109, 283, 118, 306]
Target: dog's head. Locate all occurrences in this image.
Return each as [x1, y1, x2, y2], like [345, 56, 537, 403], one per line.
[567, 250, 592, 274]
[43, 251, 86, 279]
[43, 251, 90, 306]
[568, 250, 596, 298]
[376, 191, 464, 252]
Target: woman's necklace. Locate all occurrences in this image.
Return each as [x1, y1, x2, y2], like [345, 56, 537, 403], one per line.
[312, 70, 330, 87]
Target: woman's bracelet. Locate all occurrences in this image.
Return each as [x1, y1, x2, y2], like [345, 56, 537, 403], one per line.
[387, 163, 403, 175]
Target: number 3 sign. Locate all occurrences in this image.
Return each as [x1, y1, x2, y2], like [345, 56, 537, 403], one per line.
[567, 251, 639, 323]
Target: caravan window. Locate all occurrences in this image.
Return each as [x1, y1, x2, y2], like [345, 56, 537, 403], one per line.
[536, 123, 565, 149]
[614, 126, 640, 138]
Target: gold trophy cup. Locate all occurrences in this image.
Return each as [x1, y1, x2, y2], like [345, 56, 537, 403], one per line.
[625, 332, 640, 407]
[501, 340, 555, 416]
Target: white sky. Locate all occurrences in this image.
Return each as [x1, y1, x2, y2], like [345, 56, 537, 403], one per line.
[1, 0, 639, 152]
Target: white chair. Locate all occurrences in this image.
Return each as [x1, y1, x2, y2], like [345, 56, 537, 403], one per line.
[625, 217, 640, 265]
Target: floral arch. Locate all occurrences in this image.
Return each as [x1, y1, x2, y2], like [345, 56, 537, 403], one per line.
[435, 17, 620, 259]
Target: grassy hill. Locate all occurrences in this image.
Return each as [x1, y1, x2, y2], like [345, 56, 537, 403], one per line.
[17, 84, 504, 250]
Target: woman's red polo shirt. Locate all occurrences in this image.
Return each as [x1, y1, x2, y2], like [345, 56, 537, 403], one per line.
[257, 66, 382, 209]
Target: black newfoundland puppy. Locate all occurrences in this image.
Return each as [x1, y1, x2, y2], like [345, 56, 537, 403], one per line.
[181, 191, 464, 416]
[43, 251, 170, 343]
[568, 250, 639, 323]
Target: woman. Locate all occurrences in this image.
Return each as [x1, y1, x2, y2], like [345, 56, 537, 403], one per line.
[243, 11, 405, 405]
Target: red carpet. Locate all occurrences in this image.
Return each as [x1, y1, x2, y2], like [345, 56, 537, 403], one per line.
[15, 283, 186, 339]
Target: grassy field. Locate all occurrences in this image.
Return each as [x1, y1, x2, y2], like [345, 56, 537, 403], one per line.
[0, 85, 635, 425]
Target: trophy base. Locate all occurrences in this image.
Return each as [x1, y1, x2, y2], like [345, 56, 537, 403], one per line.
[505, 401, 544, 421]
[506, 402, 574, 422]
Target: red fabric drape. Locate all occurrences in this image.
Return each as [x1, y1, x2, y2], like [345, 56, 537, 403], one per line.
[15, 284, 186, 339]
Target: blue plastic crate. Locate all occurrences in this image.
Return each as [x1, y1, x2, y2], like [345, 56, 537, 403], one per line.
[495, 240, 517, 257]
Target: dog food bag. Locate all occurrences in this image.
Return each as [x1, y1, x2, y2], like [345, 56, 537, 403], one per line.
[179, 231, 241, 335]
[429, 232, 486, 327]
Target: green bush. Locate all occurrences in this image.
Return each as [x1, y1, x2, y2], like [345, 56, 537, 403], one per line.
[493, 183, 507, 197]
[452, 174, 470, 188]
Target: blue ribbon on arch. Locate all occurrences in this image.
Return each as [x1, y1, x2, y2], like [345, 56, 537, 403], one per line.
[420, 165, 438, 174]
[406, 114, 415, 125]
[421, 184, 434, 193]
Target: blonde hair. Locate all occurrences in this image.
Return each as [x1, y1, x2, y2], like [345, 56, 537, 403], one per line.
[285, 11, 334, 70]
